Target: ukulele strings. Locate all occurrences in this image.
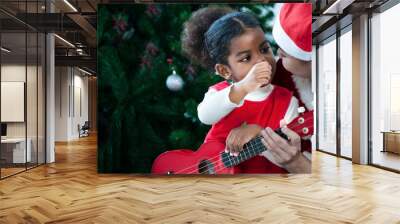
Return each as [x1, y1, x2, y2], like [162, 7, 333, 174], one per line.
[198, 116, 314, 174]
[204, 117, 314, 174]
[174, 116, 314, 174]
[196, 116, 314, 174]
[199, 136, 267, 174]
[183, 116, 314, 174]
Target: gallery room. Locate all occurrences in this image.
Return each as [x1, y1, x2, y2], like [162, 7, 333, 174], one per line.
[0, 0, 399, 223]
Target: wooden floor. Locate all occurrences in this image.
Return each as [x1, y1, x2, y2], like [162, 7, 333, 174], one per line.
[1, 167, 26, 178]
[1, 163, 45, 178]
[372, 150, 400, 171]
[1, 135, 400, 223]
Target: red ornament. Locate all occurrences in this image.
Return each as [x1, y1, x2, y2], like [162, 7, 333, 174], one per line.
[167, 58, 173, 65]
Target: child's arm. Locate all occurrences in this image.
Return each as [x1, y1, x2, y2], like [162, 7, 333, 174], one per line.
[225, 123, 263, 156]
[197, 85, 246, 125]
[230, 61, 271, 104]
[225, 96, 299, 156]
[198, 62, 271, 125]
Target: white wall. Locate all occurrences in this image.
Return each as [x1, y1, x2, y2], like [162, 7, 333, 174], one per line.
[72, 72, 89, 138]
[1, 65, 41, 137]
[55, 67, 89, 141]
[1, 82, 25, 122]
[55, 66, 69, 141]
[1, 65, 26, 140]
[1, 64, 46, 164]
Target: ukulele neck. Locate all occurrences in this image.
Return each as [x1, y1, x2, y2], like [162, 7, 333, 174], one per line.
[221, 128, 288, 168]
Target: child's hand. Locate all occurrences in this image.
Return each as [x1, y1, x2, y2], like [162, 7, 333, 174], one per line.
[225, 123, 263, 156]
[237, 61, 271, 93]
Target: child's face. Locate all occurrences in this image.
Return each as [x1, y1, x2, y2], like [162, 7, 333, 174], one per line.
[215, 27, 276, 83]
[278, 48, 311, 78]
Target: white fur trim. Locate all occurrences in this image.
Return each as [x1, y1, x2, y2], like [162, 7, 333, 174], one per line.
[291, 75, 314, 110]
[244, 84, 274, 101]
[197, 84, 275, 125]
[283, 97, 299, 125]
[273, 13, 312, 61]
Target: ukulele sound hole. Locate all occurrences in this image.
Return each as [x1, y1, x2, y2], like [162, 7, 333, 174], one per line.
[198, 160, 215, 174]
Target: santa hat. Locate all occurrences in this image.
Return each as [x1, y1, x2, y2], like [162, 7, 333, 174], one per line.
[273, 3, 312, 61]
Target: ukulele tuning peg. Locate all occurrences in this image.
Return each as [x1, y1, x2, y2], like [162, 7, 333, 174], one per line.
[297, 107, 306, 114]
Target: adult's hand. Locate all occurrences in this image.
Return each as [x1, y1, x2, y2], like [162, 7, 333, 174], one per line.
[260, 126, 311, 173]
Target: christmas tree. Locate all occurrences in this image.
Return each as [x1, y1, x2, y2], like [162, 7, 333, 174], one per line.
[98, 3, 278, 173]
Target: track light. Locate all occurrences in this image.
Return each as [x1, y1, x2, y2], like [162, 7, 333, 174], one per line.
[323, 0, 355, 15]
[54, 34, 75, 48]
[78, 67, 92, 76]
[1, 47, 11, 53]
[63, 0, 78, 12]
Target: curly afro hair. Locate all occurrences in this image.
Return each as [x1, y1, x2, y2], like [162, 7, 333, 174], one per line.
[181, 7, 261, 70]
[181, 7, 234, 69]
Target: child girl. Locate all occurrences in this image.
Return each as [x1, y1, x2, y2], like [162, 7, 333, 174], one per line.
[181, 7, 299, 173]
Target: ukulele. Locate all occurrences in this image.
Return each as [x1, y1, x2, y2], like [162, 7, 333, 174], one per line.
[151, 110, 313, 174]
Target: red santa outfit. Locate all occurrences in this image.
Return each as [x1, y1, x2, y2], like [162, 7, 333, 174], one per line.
[273, 59, 313, 156]
[272, 3, 313, 156]
[198, 82, 299, 173]
[273, 59, 313, 111]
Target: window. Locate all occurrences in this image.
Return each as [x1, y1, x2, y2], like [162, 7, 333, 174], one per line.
[339, 28, 352, 158]
[317, 36, 337, 154]
[370, 3, 400, 171]
[0, 1, 47, 179]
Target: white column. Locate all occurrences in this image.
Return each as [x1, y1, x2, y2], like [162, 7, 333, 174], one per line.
[352, 14, 369, 164]
[312, 45, 317, 150]
[46, 1, 55, 163]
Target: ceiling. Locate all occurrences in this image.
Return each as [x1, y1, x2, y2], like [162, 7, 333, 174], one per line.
[0, 0, 102, 73]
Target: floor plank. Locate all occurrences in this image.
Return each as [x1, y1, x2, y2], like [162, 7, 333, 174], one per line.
[1, 134, 400, 223]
